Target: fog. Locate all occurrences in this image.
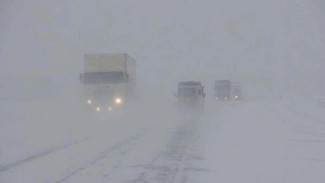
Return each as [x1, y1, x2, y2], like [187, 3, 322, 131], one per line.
[1, 0, 324, 98]
[0, 0, 325, 182]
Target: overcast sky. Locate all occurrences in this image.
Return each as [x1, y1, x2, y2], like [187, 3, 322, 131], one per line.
[1, 0, 324, 96]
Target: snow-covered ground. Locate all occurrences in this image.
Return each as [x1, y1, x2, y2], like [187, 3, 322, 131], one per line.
[202, 98, 325, 183]
[1, 96, 324, 183]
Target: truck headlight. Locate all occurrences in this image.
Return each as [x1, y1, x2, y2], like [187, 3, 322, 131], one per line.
[115, 98, 122, 104]
[87, 99, 92, 104]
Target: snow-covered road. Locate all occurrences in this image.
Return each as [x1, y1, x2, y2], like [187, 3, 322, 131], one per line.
[202, 99, 325, 183]
[1, 98, 325, 183]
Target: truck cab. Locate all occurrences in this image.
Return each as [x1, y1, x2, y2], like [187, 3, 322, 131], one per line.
[80, 53, 136, 113]
[231, 82, 241, 100]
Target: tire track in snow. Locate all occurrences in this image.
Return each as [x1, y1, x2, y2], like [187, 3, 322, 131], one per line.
[0, 137, 90, 173]
[131, 119, 205, 183]
[54, 133, 144, 183]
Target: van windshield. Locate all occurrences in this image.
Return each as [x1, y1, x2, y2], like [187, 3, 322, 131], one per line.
[82, 72, 125, 84]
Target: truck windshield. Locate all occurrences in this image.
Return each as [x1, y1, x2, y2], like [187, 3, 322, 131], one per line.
[83, 72, 125, 84]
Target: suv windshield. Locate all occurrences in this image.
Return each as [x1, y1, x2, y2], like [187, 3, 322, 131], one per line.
[178, 87, 199, 97]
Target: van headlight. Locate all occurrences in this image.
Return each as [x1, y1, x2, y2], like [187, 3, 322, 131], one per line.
[87, 99, 92, 104]
[115, 98, 122, 104]
[96, 107, 101, 112]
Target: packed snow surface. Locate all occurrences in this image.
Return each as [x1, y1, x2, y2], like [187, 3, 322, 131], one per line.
[1, 95, 324, 183]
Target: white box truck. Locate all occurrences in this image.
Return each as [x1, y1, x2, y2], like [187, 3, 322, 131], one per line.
[80, 53, 136, 112]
